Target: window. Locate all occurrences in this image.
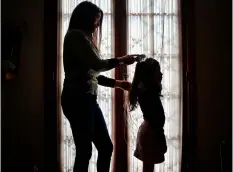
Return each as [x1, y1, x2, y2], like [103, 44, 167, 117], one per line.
[59, 0, 182, 171]
[127, 0, 182, 171]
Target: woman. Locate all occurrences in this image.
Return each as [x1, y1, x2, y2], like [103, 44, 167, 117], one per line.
[61, 1, 141, 172]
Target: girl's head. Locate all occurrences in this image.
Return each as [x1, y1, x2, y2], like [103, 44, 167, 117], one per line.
[68, 1, 103, 46]
[129, 58, 163, 111]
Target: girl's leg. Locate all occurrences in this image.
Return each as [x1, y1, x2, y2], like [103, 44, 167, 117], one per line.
[61, 91, 96, 172]
[143, 162, 154, 172]
[93, 104, 113, 172]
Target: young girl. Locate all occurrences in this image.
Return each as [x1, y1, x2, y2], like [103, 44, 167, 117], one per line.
[129, 58, 167, 172]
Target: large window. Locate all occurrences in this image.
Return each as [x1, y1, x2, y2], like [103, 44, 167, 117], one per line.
[59, 0, 182, 171]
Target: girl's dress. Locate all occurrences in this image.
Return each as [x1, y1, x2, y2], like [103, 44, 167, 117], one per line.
[134, 88, 167, 164]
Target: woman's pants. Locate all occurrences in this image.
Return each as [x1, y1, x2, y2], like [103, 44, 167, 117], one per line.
[61, 89, 113, 172]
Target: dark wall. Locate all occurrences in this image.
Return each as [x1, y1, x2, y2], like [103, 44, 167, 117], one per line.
[194, 0, 231, 171]
[2, 0, 44, 171]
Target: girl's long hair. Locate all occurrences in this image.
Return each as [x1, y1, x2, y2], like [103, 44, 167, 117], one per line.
[68, 1, 103, 48]
[129, 58, 162, 111]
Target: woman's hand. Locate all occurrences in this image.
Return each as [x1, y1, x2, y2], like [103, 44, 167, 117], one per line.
[115, 80, 132, 91]
[118, 54, 145, 65]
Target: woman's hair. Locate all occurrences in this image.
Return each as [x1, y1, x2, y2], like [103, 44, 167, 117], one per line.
[68, 1, 103, 47]
[129, 58, 162, 111]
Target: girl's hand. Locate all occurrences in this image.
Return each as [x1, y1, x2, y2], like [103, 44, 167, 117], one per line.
[115, 80, 132, 91]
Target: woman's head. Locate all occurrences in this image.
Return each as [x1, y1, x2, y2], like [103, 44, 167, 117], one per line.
[68, 1, 103, 45]
[129, 58, 163, 111]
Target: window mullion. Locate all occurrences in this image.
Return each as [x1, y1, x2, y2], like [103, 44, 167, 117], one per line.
[113, 0, 128, 171]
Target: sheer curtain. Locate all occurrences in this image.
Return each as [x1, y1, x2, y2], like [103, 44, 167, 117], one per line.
[60, 0, 114, 171]
[60, 0, 182, 172]
[127, 0, 182, 171]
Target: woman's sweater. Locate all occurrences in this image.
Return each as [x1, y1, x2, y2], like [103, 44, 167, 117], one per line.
[63, 29, 120, 94]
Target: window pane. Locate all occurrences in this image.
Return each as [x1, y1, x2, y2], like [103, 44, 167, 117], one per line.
[60, 1, 114, 172]
[127, 0, 182, 171]
[128, 0, 178, 14]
